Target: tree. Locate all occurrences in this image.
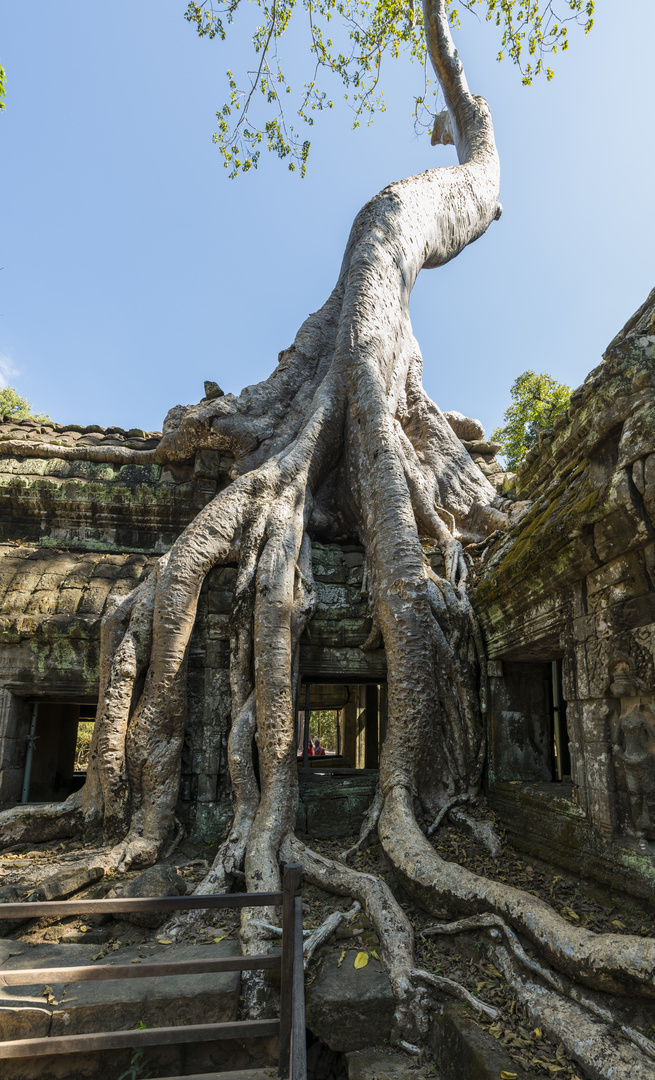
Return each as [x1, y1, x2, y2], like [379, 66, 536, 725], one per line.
[0, 386, 49, 423]
[186, 0, 595, 176]
[1, 0, 653, 1066]
[492, 370, 571, 471]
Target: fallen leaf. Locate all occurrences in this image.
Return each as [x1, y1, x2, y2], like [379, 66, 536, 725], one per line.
[337, 949, 346, 968]
[370, 949, 380, 960]
[42, 984, 55, 1005]
[157, 939, 172, 945]
[531, 1028, 543, 1040]
[611, 920, 626, 930]
[131, 958, 141, 964]
[485, 964, 503, 979]
[213, 935, 226, 943]
[500, 1072, 517, 1079]
[354, 951, 369, 969]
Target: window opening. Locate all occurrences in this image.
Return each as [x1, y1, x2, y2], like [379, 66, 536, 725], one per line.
[297, 682, 384, 770]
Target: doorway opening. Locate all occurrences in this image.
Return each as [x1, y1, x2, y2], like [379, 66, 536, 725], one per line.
[21, 699, 97, 803]
[297, 682, 387, 771]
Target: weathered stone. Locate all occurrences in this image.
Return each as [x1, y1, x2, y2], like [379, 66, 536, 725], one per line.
[194, 449, 223, 480]
[346, 1046, 433, 1080]
[442, 409, 485, 441]
[151, 1073, 275, 1080]
[0, 940, 240, 1055]
[105, 864, 187, 927]
[343, 551, 364, 568]
[305, 948, 394, 1051]
[298, 773, 379, 838]
[0, 1005, 51, 1040]
[26, 865, 104, 903]
[204, 380, 224, 400]
[208, 589, 233, 615]
[0, 866, 104, 933]
[429, 1003, 530, 1080]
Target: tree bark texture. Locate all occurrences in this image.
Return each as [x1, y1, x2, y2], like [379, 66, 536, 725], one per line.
[0, 1, 653, 1067]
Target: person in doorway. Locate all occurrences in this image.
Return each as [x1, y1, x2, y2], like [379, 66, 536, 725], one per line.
[311, 736, 326, 757]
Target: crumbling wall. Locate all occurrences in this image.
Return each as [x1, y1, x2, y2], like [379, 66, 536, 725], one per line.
[475, 288, 655, 893]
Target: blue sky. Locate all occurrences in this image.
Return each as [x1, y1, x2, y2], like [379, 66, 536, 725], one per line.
[1, 3, 654, 437]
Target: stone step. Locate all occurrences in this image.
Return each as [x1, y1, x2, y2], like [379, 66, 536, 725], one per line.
[0, 936, 240, 1040]
[149, 1071, 276, 1080]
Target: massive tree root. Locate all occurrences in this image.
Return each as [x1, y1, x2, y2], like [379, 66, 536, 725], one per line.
[1, 1, 653, 1072]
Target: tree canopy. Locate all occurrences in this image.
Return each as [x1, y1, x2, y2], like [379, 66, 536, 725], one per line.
[0, 386, 49, 423]
[185, 0, 594, 176]
[492, 369, 571, 470]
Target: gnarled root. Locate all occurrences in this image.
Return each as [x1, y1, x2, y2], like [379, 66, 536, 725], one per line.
[0, 795, 85, 849]
[422, 911, 655, 1065]
[410, 967, 499, 1020]
[492, 941, 655, 1080]
[379, 785, 655, 1000]
[340, 786, 384, 862]
[303, 900, 361, 968]
[281, 832, 431, 1046]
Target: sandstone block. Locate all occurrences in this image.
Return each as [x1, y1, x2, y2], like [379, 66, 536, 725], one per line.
[194, 449, 222, 480]
[106, 864, 187, 928]
[346, 1046, 432, 1079]
[0, 1006, 51, 1040]
[305, 947, 394, 1051]
[429, 1003, 530, 1080]
[442, 409, 485, 441]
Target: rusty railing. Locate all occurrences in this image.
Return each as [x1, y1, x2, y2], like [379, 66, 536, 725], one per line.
[0, 862, 307, 1080]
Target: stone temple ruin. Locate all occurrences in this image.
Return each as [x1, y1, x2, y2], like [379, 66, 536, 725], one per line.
[0, 289, 654, 914]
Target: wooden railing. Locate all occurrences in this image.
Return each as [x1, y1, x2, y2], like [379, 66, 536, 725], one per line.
[0, 862, 307, 1080]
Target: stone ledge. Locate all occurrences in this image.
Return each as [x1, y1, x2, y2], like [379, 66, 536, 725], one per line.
[489, 782, 655, 905]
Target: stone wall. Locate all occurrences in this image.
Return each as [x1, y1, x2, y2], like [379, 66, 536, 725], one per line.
[475, 287, 655, 895]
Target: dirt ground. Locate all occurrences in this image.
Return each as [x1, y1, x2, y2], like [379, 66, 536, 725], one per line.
[1, 812, 654, 1080]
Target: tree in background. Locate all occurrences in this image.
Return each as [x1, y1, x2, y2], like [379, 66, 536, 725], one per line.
[0, 387, 49, 423]
[492, 370, 571, 471]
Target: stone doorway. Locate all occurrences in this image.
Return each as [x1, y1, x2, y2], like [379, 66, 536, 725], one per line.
[297, 682, 387, 772]
[21, 699, 97, 803]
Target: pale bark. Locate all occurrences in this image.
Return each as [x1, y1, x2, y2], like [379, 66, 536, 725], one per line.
[0, 0, 652, 1062]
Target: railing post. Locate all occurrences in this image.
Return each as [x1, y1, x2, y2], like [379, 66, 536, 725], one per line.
[291, 890, 307, 1080]
[279, 862, 301, 1078]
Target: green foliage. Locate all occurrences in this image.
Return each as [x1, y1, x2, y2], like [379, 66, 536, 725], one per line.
[0, 62, 5, 112]
[185, 0, 594, 176]
[0, 387, 49, 423]
[491, 370, 571, 471]
[117, 1047, 151, 1080]
[310, 708, 339, 751]
[74, 721, 95, 772]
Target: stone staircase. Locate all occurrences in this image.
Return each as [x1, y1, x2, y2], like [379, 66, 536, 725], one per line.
[0, 937, 278, 1079]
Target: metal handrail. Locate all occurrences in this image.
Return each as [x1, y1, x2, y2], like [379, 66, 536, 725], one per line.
[0, 863, 307, 1080]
